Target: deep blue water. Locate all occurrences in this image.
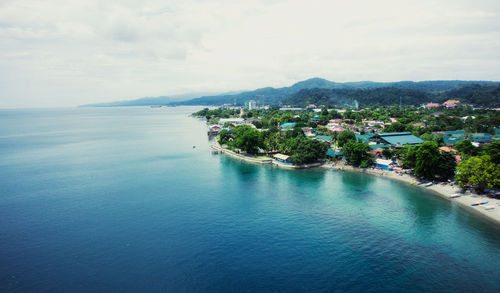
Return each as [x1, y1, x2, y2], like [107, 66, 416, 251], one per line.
[1, 106, 499, 292]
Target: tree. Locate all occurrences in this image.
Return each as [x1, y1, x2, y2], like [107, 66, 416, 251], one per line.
[229, 125, 262, 154]
[289, 139, 328, 165]
[397, 145, 417, 169]
[218, 129, 232, 145]
[455, 155, 500, 193]
[481, 140, 500, 164]
[337, 130, 356, 147]
[383, 122, 407, 132]
[455, 140, 478, 157]
[414, 142, 456, 180]
[382, 149, 392, 159]
[342, 140, 374, 167]
[420, 133, 444, 146]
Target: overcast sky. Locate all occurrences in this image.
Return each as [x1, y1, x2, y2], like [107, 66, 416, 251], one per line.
[1, 0, 499, 107]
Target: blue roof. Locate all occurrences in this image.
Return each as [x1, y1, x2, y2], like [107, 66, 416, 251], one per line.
[380, 134, 424, 145]
[379, 132, 413, 137]
[326, 149, 343, 157]
[370, 144, 390, 149]
[280, 122, 296, 128]
[314, 135, 332, 141]
[441, 132, 500, 145]
[356, 133, 375, 143]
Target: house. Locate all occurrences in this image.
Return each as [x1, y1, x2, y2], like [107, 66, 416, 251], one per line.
[424, 102, 441, 109]
[208, 125, 222, 136]
[219, 118, 245, 125]
[280, 122, 296, 128]
[302, 127, 315, 137]
[442, 99, 460, 108]
[413, 122, 426, 128]
[375, 132, 424, 146]
[314, 135, 332, 143]
[326, 149, 343, 158]
[273, 153, 291, 163]
[439, 146, 457, 153]
[374, 159, 394, 170]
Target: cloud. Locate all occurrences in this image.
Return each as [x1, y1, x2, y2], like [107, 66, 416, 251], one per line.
[0, 0, 499, 107]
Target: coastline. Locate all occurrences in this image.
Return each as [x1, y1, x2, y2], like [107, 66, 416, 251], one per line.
[211, 142, 500, 226]
[322, 162, 500, 226]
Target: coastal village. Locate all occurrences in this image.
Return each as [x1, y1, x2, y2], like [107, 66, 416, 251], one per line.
[195, 100, 500, 224]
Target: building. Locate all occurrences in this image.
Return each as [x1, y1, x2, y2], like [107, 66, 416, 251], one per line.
[374, 159, 394, 170]
[246, 100, 257, 110]
[280, 122, 296, 128]
[219, 118, 245, 125]
[273, 153, 291, 163]
[424, 102, 441, 109]
[374, 132, 424, 146]
[442, 99, 460, 108]
[314, 135, 332, 143]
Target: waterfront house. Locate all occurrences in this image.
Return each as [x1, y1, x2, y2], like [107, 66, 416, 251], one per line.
[374, 159, 394, 170]
[273, 153, 291, 163]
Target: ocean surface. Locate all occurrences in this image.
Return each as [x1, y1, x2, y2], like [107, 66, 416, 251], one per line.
[1, 106, 499, 292]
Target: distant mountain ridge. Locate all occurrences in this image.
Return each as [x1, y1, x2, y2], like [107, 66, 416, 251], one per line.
[81, 78, 499, 107]
[173, 78, 499, 106]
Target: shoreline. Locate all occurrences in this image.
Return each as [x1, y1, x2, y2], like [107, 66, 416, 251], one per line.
[322, 163, 500, 226]
[211, 142, 500, 226]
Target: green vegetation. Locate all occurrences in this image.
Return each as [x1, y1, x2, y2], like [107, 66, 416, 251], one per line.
[195, 102, 499, 193]
[176, 78, 500, 107]
[218, 125, 328, 165]
[456, 155, 500, 193]
[414, 142, 456, 180]
[341, 141, 374, 168]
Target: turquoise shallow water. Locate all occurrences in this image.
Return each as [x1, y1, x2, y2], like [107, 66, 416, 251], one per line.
[0, 106, 499, 292]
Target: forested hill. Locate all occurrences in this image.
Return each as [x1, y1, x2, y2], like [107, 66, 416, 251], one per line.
[173, 78, 499, 107]
[283, 84, 500, 107]
[80, 78, 499, 107]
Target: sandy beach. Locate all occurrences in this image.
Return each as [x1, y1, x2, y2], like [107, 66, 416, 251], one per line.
[323, 162, 500, 226]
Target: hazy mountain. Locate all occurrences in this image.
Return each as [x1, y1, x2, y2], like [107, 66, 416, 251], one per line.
[173, 78, 499, 106]
[80, 92, 225, 107]
[81, 78, 499, 107]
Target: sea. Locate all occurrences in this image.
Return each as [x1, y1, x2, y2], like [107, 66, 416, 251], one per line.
[0, 106, 499, 292]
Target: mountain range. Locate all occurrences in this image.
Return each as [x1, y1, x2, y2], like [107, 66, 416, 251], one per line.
[82, 78, 500, 107]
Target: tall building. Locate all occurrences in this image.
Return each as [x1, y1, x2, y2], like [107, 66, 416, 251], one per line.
[247, 100, 257, 110]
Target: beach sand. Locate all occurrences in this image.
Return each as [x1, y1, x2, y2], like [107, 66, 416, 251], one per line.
[323, 162, 500, 226]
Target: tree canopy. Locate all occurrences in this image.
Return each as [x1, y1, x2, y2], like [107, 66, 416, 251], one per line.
[455, 155, 500, 193]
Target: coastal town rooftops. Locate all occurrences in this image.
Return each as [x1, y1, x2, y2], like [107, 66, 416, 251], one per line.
[280, 122, 297, 128]
[376, 132, 424, 145]
[356, 133, 376, 143]
[326, 149, 343, 157]
[273, 153, 290, 161]
[314, 135, 332, 142]
[219, 118, 245, 125]
[375, 158, 393, 165]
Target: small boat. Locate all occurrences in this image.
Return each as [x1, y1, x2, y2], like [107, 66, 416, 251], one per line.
[424, 182, 433, 187]
[483, 205, 495, 210]
[479, 201, 488, 205]
[471, 202, 480, 206]
[448, 193, 461, 199]
[193, 146, 196, 149]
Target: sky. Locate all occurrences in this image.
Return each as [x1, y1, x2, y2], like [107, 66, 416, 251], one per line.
[1, 0, 499, 107]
